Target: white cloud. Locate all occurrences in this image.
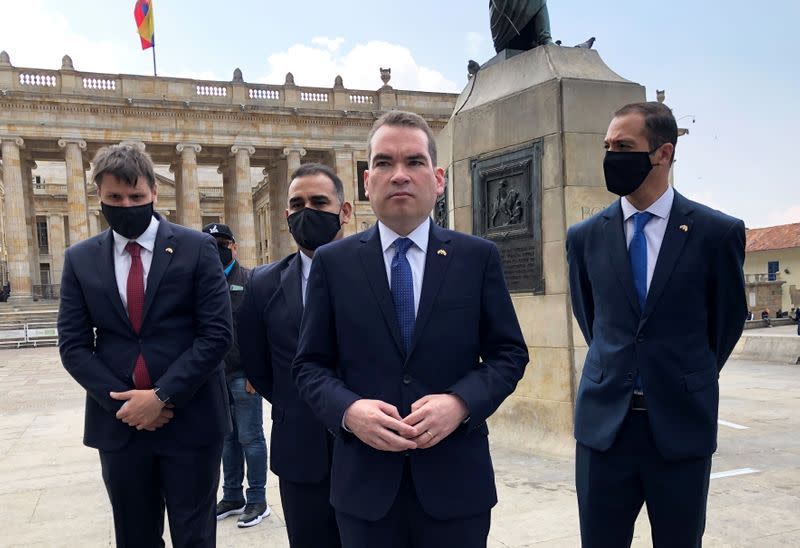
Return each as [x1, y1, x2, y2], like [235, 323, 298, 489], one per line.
[766, 204, 800, 227]
[258, 37, 459, 92]
[0, 0, 129, 73]
[311, 36, 345, 52]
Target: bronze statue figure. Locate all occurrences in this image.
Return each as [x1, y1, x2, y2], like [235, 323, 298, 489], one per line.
[490, 0, 552, 53]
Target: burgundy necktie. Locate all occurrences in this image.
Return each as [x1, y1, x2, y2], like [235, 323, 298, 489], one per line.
[125, 242, 152, 389]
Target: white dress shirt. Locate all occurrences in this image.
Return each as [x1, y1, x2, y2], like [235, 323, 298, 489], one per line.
[620, 185, 674, 293]
[299, 250, 313, 306]
[111, 215, 160, 311]
[377, 218, 430, 317]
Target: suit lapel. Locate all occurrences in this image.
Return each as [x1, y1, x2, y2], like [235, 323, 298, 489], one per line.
[98, 230, 129, 327]
[142, 219, 175, 323]
[358, 226, 404, 356]
[603, 201, 641, 316]
[407, 223, 453, 361]
[279, 253, 303, 328]
[641, 191, 694, 321]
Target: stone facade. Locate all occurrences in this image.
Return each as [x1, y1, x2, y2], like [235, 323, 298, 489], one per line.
[0, 53, 457, 299]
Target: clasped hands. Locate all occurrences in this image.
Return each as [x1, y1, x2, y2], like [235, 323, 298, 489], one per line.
[343, 394, 469, 452]
[110, 390, 174, 431]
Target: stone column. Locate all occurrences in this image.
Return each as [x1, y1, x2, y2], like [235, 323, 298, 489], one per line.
[21, 160, 40, 286]
[58, 138, 90, 244]
[333, 149, 357, 236]
[219, 161, 235, 228]
[48, 214, 66, 284]
[231, 145, 257, 266]
[274, 147, 306, 259]
[1, 137, 32, 301]
[175, 143, 202, 229]
[88, 210, 100, 236]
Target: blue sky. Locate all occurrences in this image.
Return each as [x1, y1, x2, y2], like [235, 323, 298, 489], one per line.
[2, 0, 797, 228]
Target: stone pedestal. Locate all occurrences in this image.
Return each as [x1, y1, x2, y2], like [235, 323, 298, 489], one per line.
[1, 137, 33, 301]
[436, 45, 645, 455]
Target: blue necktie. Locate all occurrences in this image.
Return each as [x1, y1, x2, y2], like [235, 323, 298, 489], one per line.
[630, 212, 654, 310]
[391, 238, 415, 354]
[629, 212, 654, 393]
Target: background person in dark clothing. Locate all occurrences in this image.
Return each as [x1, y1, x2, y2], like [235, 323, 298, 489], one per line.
[203, 223, 270, 528]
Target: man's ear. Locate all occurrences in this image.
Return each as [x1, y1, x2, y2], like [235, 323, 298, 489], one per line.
[340, 201, 353, 224]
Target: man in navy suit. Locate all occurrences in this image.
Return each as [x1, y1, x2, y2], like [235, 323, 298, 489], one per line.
[58, 144, 233, 547]
[567, 102, 747, 547]
[292, 111, 529, 548]
[239, 162, 352, 548]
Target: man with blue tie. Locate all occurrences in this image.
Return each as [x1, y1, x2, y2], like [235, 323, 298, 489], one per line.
[58, 144, 233, 547]
[567, 102, 747, 547]
[292, 111, 529, 548]
[239, 162, 352, 548]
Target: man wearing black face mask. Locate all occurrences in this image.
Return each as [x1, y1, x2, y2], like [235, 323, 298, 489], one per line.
[58, 144, 233, 547]
[566, 102, 747, 547]
[201, 222, 270, 529]
[239, 162, 351, 548]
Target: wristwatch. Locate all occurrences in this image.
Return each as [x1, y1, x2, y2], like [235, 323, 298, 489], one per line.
[153, 387, 171, 405]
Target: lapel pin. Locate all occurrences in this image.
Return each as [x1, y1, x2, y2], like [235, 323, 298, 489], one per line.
[679, 225, 689, 233]
[165, 247, 174, 254]
[437, 249, 447, 256]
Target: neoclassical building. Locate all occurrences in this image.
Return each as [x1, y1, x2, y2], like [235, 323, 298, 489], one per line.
[0, 52, 457, 302]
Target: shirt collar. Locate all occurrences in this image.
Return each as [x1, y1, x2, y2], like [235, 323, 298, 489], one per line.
[299, 251, 313, 281]
[378, 218, 430, 254]
[112, 215, 160, 256]
[621, 185, 674, 221]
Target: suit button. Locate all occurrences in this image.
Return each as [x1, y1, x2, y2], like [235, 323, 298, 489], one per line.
[402, 374, 412, 385]
[627, 372, 634, 381]
[636, 334, 645, 343]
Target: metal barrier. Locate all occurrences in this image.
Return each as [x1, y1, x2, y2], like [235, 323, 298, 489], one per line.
[0, 322, 58, 348]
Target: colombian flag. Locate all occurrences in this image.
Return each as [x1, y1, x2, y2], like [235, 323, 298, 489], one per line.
[134, 0, 155, 50]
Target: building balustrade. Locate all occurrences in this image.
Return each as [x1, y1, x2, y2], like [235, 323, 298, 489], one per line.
[0, 56, 453, 115]
[745, 273, 783, 283]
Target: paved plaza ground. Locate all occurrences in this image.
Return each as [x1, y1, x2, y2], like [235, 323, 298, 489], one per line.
[0, 346, 798, 547]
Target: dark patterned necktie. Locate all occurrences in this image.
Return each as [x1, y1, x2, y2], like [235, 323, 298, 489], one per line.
[391, 238, 415, 354]
[125, 242, 151, 389]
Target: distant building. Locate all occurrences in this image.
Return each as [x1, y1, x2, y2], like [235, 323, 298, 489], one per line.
[744, 223, 800, 315]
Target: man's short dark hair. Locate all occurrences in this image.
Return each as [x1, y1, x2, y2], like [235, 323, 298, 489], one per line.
[91, 144, 157, 189]
[614, 101, 678, 161]
[367, 110, 438, 167]
[290, 163, 345, 206]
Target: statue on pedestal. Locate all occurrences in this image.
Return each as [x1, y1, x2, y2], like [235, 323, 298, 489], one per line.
[490, 0, 552, 52]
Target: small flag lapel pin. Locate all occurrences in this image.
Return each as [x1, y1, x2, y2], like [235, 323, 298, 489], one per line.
[437, 249, 447, 256]
[679, 225, 689, 233]
[166, 247, 174, 254]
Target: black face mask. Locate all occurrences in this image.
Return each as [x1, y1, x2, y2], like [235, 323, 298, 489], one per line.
[218, 244, 233, 267]
[603, 150, 656, 197]
[101, 202, 154, 239]
[287, 208, 341, 251]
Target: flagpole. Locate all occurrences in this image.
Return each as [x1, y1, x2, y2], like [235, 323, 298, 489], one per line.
[152, 45, 157, 77]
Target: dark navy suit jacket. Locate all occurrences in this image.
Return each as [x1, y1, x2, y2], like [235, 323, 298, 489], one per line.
[239, 253, 333, 484]
[566, 191, 747, 460]
[292, 222, 529, 521]
[58, 215, 233, 451]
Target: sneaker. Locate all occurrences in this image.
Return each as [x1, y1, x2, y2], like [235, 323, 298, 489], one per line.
[216, 500, 246, 520]
[237, 502, 271, 528]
